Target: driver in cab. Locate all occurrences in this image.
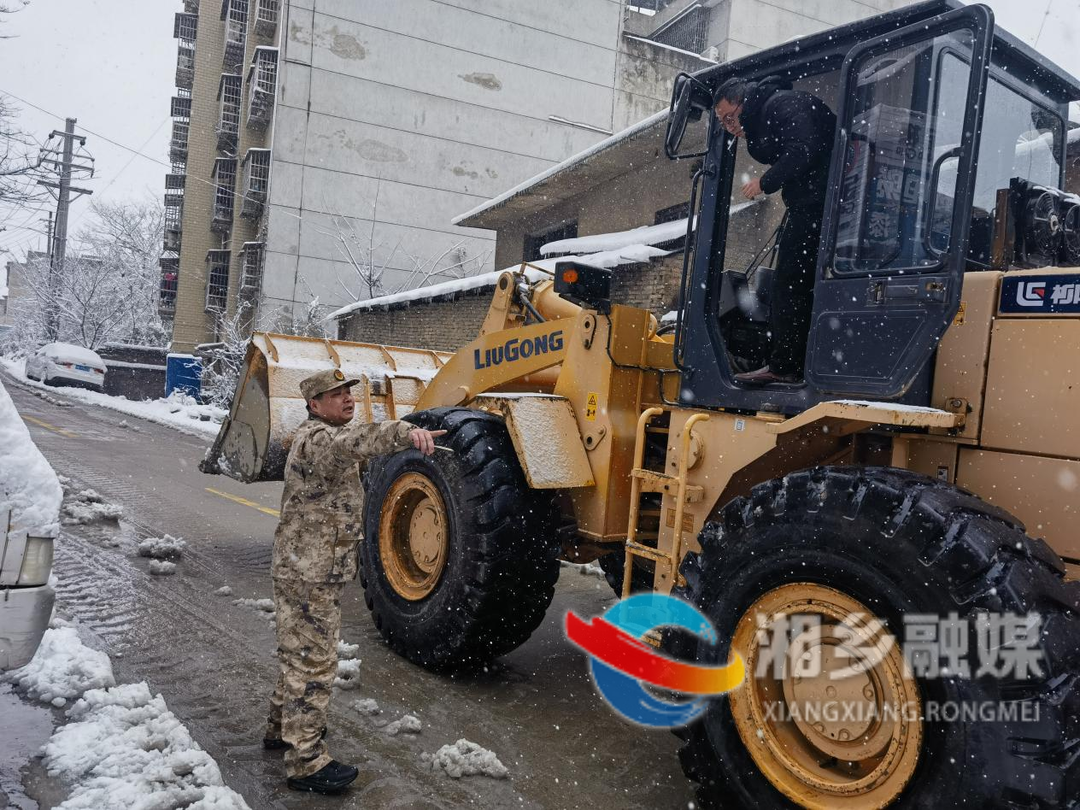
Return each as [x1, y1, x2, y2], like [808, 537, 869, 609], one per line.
[713, 76, 836, 385]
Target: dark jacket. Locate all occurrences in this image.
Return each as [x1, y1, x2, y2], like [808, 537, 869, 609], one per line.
[740, 76, 836, 209]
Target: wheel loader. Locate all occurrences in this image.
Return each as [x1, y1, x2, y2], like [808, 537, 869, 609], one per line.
[202, 1, 1080, 806]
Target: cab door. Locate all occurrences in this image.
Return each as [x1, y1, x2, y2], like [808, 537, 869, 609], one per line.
[805, 5, 993, 397]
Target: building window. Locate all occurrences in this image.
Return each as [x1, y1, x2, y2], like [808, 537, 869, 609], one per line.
[240, 242, 263, 296]
[205, 250, 230, 312]
[240, 148, 271, 220]
[649, 3, 709, 55]
[211, 158, 236, 232]
[222, 0, 248, 71]
[217, 75, 242, 152]
[254, 0, 279, 37]
[248, 47, 278, 130]
[159, 257, 179, 315]
[524, 220, 578, 262]
[655, 202, 690, 225]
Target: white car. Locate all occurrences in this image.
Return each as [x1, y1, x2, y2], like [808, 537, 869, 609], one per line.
[25, 342, 107, 391]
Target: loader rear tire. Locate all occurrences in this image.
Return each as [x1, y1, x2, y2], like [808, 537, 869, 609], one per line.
[674, 466, 1080, 809]
[361, 407, 560, 671]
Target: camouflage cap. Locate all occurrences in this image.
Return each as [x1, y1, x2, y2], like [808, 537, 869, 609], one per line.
[300, 368, 359, 401]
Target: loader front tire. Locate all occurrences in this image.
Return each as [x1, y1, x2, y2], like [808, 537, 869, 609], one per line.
[361, 407, 560, 671]
[674, 466, 1080, 809]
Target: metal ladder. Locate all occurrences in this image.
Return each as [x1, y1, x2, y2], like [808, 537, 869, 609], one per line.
[622, 407, 709, 597]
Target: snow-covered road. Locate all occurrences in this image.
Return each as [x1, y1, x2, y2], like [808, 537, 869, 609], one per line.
[3, 380, 691, 809]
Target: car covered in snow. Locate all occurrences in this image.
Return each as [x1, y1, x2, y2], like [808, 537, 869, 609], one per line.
[0, 383, 59, 672]
[25, 342, 107, 390]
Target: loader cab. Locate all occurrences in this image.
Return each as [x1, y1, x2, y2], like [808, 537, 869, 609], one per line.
[666, 0, 1080, 413]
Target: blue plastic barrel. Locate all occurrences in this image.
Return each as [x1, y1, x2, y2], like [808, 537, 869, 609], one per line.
[165, 353, 202, 398]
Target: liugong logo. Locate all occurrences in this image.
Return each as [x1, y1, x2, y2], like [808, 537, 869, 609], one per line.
[473, 330, 564, 370]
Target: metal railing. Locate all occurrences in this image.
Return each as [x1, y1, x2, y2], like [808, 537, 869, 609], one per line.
[211, 158, 236, 232]
[217, 74, 242, 152]
[240, 242, 263, 294]
[240, 149, 270, 220]
[247, 47, 277, 130]
[222, 0, 248, 71]
[254, 0, 279, 38]
[159, 257, 179, 315]
[169, 120, 189, 162]
[205, 250, 230, 312]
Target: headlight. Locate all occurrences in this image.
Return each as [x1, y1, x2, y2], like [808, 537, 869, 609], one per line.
[18, 536, 54, 586]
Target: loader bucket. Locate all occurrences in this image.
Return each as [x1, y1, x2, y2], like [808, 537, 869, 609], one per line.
[201, 332, 451, 482]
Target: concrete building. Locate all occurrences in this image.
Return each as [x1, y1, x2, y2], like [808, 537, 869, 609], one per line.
[162, 0, 718, 352]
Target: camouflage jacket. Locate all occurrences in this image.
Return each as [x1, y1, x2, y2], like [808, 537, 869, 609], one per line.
[272, 416, 414, 583]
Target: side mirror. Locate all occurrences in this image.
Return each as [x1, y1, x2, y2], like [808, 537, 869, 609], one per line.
[665, 73, 712, 160]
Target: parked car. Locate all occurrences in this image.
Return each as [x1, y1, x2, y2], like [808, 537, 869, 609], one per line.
[0, 507, 55, 671]
[25, 342, 107, 391]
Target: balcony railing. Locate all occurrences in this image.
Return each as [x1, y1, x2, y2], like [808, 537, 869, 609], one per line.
[247, 46, 277, 130]
[169, 120, 189, 162]
[240, 148, 270, 220]
[159, 257, 179, 316]
[176, 44, 195, 89]
[254, 0, 279, 38]
[211, 158, 236, 232]
[165, 173, 185, 191]
[174, 12, 198, 40]
[171, 93, 192, 120]
[217, 74, 242, 152]
[222, 0, 248, 72]
[205, 250, 231, 312]
[163, 198, 183, 252]
[239, 242, 263, 295]
[183, 0, 199, 13]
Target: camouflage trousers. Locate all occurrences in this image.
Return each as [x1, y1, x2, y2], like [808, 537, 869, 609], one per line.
[266, 577, 344, 778]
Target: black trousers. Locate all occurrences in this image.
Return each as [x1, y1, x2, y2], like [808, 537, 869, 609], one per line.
[768, 206, 822, 376]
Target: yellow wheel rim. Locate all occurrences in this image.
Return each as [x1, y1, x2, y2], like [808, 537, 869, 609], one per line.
[378, 473, 449, 601]
[729, 583, 922, 809]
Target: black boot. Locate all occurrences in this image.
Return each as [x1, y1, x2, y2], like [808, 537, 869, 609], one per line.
[286, 760, 358, 794]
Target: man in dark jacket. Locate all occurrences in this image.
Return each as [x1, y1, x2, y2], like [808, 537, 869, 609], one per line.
[713, 75, 836, 384]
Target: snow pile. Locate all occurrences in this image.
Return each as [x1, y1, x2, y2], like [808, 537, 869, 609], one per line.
[336, 640, 359, 659]
[0, 379, 63, 535]
[214, 585, 233, 596]
[3, 626, 115, 708]
[0, 357, 226, 438]
[383, 714, 421, 736]
[351, 698, 381, 716]
[43, 681, 251, 810]
[137, 534, 186, 559]
[422, 739, 508, 779]
[334, 658, 361, 690]
[149, 560, 177, 576]
[61, 489, 122, 525]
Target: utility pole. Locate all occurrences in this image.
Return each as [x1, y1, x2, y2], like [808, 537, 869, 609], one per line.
[37, 117, 94, 341]
[39, 212, 53, 258]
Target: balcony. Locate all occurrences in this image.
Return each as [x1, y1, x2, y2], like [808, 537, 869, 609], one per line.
[169, 120, 189, 164]
[216, 74, 242, 152]
[183, 0, 199, 12]
[174, 13, 197, 89]
[170, 93, 192, 120]
[221, 0, 248, 72]
[211, 158, 236, 233]
[205, 250, 231, 312]
[254, 0, 279, 38]
[239, 242, 263, 296]
[165, 172, 185, 192]
[240, 148, 270, 220]
[163, 197, 183, 252]
[159, 257, 179, 316]
[247, 47, 277, 131]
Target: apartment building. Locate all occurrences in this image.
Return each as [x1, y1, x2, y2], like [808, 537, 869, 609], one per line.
[160, 0, 912, 352]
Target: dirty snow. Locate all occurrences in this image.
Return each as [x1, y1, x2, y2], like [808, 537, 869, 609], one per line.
[422, 739, 509, 779]
[2, 626, 115, 708]
[382, 714, 422, 736]
[214, 585, 233, 596]
[61, 489, 123, 525]
[43, 681, 251, 810]
[336, 640, 359, 659]
[138, 534, 186, 559]
[560, 560, 605, 580]
[0, 357, 225, 437]
[233, 597, 274, 613]
[334, 657, 362, 690]
[149, 560, 177, 576]
[351, 698, 381, 716]
[0, 379, 63, 536]
[829, 400, 952, 415]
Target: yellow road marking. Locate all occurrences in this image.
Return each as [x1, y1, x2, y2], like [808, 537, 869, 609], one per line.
[22, 414, 77, 438]
[205, 487, 280, 518]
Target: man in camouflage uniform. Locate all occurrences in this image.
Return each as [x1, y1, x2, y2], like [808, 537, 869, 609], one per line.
[264, 368, 443, 794]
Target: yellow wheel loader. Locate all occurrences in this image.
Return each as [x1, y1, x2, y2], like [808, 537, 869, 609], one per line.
[203, 1, 1080, 806]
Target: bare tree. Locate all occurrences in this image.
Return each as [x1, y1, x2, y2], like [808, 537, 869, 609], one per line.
[0, 96, 47, 206]
[199, 303, 253, 408]
[0, 1, 29, 40]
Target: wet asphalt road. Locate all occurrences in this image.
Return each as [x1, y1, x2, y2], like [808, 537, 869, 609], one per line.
[4, 376, 694, 810]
